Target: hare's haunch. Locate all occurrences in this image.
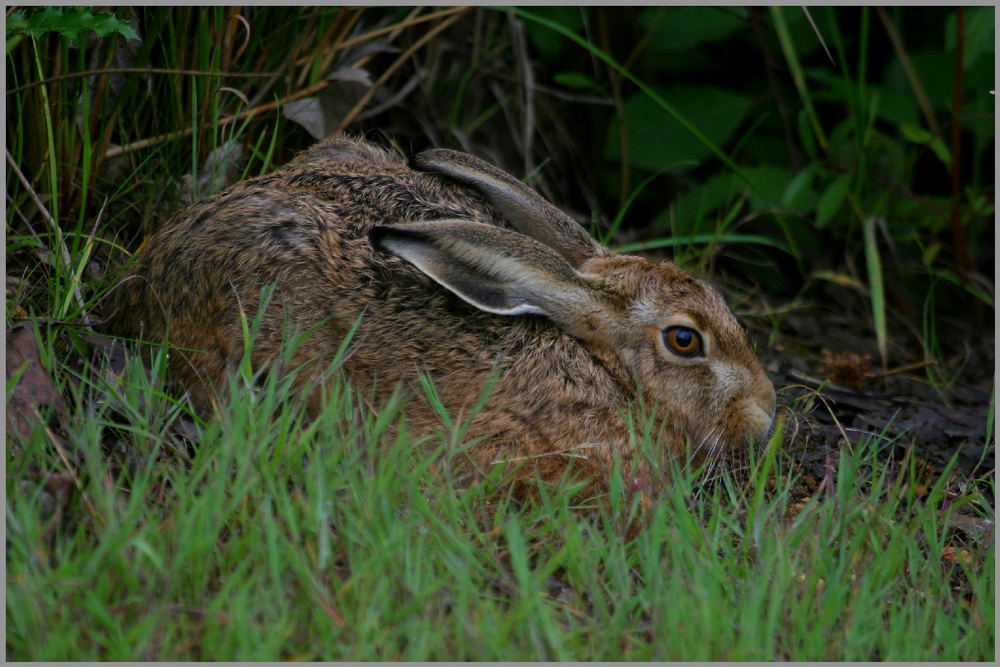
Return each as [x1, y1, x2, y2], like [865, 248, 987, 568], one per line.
[110, 136, 775, 489]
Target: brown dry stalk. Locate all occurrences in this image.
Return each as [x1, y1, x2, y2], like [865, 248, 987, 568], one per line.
[103, 8, 470, 159]
[295, 9, 364, 89]
[47, 426, 105, 528]
[5, 149, 89, 322]
[333, 8, 469, 134]
[7, 67, 279, 95]
[291, 6, 467, 70]
[866, 359, 937, 379]
[102, 76, 312, 159]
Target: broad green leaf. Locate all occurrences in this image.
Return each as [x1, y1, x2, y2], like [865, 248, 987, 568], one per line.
[962, 59, 995, 151]
[900, 123, 933, 144]
[922, 242, 942, 267]
[673, 172, 733, 226]
[605, 85, 753, 172]
[883, 51, 955, 110]
[738, 165, 794, 213]
[781, 166, 819, 214]
[553, 71, 597, 90]
[900, 123, 952, 166]
[808, 68, 921, 127]
[513, 7, 754, 191]
[651, 171, 734, 236]
[828, 121, 907, 185]
[945, 6, 995, 67]
[797, 110, 817, 160]
[7, 6, 138, 43]
[637, 6, 747, 56]
[524, 6, 585, 62]
[816, 174, 851, 228]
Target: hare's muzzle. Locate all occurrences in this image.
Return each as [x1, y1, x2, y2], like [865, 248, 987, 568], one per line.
[744, 381, 778, 445]
[718, 376, 776, 449]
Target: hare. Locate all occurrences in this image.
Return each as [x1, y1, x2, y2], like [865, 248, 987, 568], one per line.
[109, 135, 775, 491]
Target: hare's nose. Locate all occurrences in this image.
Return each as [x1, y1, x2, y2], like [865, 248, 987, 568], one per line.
[761, 382, 776, 416]
[747, 401, 774, 438]
[742, 378, 775, 437]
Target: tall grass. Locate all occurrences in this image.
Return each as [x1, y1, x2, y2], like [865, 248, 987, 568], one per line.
[6, 338, 994, 660]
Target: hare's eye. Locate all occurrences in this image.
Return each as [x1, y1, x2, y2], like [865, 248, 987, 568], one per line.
[663, 326, 703, 358]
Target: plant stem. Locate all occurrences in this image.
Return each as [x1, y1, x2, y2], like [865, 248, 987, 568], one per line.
[876, 8, 942, 139]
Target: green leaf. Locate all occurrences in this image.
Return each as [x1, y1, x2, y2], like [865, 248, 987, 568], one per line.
[739, 165, 794, 212]
[512, 7, 755, 193]
[900, 123, 933, 144]
[927, 137, 952, 166]
[553, 71, 597, 90]
[883, 51, 955, 110]
[816, 174, 851, 228]
[922, 242, 942, 267]
[637, 6, 747, 55]
[808, 69, 920, 127]
[7, 7, 138, 44]
[652, 171, 734, 236]
[796, 110, 816, 160]
[900, 123, 952, 166]
[862, 216, 887, 365]
[781, 166, 818, 214]
[605, 85, 753, 171]
[524, 6, 585, 62]
[945, 6, 995, 67]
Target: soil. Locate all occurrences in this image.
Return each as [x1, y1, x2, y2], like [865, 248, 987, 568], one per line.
[758, 305, 994, 509]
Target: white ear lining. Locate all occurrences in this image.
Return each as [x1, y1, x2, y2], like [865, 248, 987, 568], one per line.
[377, 233, 546, 316]
[416, 257, 547, 317]
[464, 300, 544, 317]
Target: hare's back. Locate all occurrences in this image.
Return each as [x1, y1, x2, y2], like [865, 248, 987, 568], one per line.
[146, 135, 504, 271]
[108, 137, 508, 367]
[258, 135, 505, 239]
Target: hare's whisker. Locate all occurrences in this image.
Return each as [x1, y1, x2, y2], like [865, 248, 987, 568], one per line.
[690, 423, 719, 460]
[490, 441, 601, 465]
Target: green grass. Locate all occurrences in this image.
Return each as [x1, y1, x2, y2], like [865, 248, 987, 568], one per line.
[6, 333, 995, 660]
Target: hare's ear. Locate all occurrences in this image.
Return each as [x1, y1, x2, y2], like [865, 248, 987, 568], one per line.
[370, 220, 603, 326]
[411, 149, 609, 268]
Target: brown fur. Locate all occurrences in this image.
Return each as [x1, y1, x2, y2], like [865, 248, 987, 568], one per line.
[107, 135, 775, 492]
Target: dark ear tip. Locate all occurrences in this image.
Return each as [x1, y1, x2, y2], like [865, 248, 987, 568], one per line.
[410, 148, 461, 172]
[369, 224, 424, 253]
[408, 150, 435, 172]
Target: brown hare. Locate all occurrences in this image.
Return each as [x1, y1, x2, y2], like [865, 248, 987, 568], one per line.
[109, 135, 775, 491]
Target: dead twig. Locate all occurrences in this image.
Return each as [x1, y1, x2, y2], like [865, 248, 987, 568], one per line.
[7, 67, 279, 95]
[291, 6, 467, 70]
[104, 78, 331, 158]
[6, 149, 90, 325]
[866, 359, 938, 379]
[104, 9, 469, 159]
[333, 8, 469, 134]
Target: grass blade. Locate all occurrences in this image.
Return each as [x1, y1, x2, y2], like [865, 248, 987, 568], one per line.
[862, 215, 888, 366]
